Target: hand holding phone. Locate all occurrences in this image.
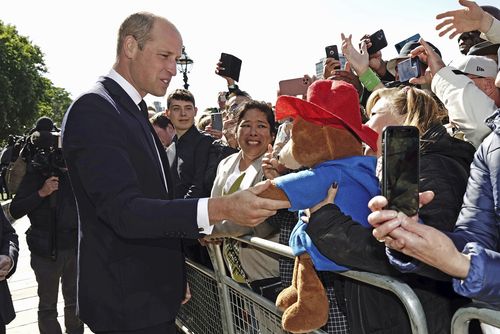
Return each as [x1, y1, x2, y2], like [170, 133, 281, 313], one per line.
[382, 126, 419, 216]
[325, 45, 339, 60]
[367, 29, 388, 55]
[210, 113, 223, 131]
[397, 57, 423, 82]
[217, 53, 242, 82]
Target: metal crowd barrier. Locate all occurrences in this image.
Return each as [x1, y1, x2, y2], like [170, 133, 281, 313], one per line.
[451, 304, 500, 334]
[176, 234, 430, 334]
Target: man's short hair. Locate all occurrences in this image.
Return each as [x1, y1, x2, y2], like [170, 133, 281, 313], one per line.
[150, 112, 172, 129]
[167, 89, 196, 109]
[117, 12, 156, 56]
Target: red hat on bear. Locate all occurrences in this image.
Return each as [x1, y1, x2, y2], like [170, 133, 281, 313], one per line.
[275, 80, 378, 152]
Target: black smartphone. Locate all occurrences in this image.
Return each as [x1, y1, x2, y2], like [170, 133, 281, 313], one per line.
[367, 29, 388, 55]
[397, 57, 423, 82]
[325, 45, 339, 60]
[210, 112, 223, 131]
[394, 33, 421, 53]
[218, 53, 242, 82]
[382, 126, 419, 216]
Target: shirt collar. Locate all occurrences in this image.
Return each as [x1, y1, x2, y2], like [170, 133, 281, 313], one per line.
[107, 69, 142, 107]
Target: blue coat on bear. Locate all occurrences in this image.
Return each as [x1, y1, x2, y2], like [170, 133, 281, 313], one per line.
[274, 156, 380, 271]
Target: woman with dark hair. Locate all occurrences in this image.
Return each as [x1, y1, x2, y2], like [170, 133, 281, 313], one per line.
[207, 100, 281, 298]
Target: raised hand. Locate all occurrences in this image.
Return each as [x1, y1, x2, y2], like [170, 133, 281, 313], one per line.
[408, 38, 446, 86]
[436, 0, 493, 38]
[341, 33, 369, 76]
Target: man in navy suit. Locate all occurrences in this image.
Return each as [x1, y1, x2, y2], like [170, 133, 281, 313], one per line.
[61, 12, 288, 334]
[0, 209, 18, 334]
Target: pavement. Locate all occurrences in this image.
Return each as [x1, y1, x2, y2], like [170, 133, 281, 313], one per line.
[5, 213, 93, 333]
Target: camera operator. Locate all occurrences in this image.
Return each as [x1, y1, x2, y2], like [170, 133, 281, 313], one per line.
[9, 117, 83, 334]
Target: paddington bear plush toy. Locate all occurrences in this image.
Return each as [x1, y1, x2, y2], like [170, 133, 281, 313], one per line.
[259, 80, 380, 333]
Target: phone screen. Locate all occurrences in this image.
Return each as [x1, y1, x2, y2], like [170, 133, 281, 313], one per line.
[397, 57, 422, 82]
[211, 113, 223, 131]
[382, 126, 419, 216]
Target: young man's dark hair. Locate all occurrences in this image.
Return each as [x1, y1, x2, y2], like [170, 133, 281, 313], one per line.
[166, 88, 196, 109]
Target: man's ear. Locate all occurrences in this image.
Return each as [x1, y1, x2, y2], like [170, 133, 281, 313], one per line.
[166, 109, 171, 118]
[194, 106, 198, 116]
[123, 35, 139, 59]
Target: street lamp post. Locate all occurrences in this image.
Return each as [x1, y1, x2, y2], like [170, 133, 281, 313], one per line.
[176, 46, 193, 90]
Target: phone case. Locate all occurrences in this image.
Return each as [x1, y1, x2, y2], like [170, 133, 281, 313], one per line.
[210, 113, 223, 131]
[325, 45, 339, 60]
[394, 33, 421, 53]
[279, 77, 311, 96]
[367, 29, 388, 55]
[218, 53, 242, 82]
[382, 126, 419, 216]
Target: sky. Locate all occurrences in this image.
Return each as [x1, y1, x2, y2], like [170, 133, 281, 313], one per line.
[2, 0, 482, 117]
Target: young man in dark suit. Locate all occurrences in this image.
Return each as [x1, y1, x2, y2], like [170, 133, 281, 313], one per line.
[61, 12, 288, 334]
[167, 89, 214, 199]
[0, 208, 18, 334]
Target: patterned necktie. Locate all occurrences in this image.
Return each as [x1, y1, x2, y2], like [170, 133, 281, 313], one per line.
[222, 172, 248, 284]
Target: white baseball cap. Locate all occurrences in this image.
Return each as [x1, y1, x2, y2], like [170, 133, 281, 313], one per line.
[450, 55, 498, 78]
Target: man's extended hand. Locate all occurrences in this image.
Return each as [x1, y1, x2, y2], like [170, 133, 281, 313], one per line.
[0, 255, 13, 281]
[208, 180, 290, 227]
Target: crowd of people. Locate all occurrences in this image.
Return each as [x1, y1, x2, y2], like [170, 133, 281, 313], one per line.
[1, 0, 500, 333]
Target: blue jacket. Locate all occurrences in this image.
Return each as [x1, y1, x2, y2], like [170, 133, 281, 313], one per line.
[450, 110, 500, 308]
[389, 110, 500, 308]
[274, 156, 379, 271]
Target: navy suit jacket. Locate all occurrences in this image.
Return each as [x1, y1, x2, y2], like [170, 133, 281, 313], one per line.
[0, 209, 18, 325]
[62, 77, 201, 331]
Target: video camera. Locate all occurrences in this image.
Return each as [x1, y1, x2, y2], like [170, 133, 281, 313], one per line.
[29, 130, 66, 177]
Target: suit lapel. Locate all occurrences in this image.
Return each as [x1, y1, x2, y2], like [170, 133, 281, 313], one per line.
[100, 77, 173, 198]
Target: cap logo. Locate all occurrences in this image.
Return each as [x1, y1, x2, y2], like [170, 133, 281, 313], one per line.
[476, 66, 485, 72]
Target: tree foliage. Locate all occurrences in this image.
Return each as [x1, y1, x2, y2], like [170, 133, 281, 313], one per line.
[0, 20, 72, 143]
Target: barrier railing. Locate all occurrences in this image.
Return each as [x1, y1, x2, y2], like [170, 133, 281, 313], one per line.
[451, 304, 500, 334]
[177, 234, 430, 334]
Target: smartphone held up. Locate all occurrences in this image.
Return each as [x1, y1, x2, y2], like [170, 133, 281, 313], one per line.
[210, 112, 223, 131]
[217, 53, 242, 82]
[279, 77, 312, 96]
[382, 126, 419, 217]
[367, 29, 388, 55]
[325, 45, 346, 70]
[397, 57, 424, 83]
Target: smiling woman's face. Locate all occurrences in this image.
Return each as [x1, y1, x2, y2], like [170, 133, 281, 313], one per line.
[236, 108, 273, 162]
